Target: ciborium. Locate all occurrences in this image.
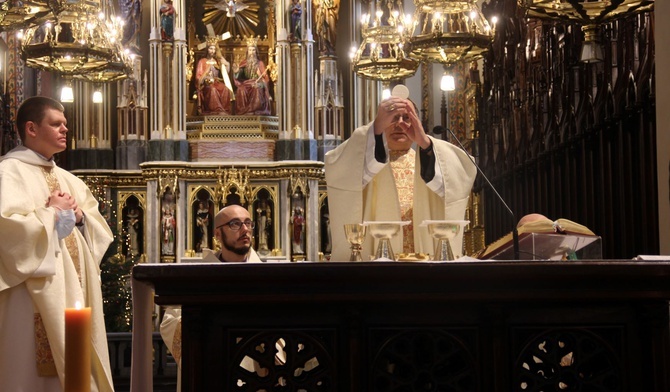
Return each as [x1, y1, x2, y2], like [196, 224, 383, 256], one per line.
[364, 221, 409, 261]
[343, 223, 367, 261]
[421, 220, 469, 261]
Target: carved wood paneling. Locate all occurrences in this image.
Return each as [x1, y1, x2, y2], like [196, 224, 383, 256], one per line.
[478, 0, 656, 258]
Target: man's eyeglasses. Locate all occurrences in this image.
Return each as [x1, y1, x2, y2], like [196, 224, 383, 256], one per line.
[217, 219, 255, 231]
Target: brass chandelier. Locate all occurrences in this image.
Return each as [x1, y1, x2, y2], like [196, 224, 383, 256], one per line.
[74, 46, 134, 83]
[517, 0, 654, 62]
[351, 0, 495, 82]
[0, 0, 54, 32]
[409, 0, 495, 65]
[351, 4, 418, 81]
[19, 0, 129, 78]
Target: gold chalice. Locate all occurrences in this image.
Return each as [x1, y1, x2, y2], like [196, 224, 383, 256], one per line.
[364, 221, 409, 261]
[421, 220, 469, 261]
[344, 223, 367, 261]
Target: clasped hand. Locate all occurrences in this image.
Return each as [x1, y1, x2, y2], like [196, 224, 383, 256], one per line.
[47, 190, 83, 224]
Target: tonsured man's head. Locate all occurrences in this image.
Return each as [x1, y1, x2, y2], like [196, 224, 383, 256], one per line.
[215, 204, 255, 261]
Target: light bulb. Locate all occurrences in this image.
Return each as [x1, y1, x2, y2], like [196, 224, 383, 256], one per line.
[61, 85, 74, 103]
[440, 74, 455, 92]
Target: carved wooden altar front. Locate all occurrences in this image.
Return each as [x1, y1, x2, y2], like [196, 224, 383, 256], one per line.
[132, 260, 670, 391]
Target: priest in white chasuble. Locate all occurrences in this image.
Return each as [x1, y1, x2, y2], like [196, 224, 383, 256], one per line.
[0, 97, 115, 391]
[325, 90, 477, 261]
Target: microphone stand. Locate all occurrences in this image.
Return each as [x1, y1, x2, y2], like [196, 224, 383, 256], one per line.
[441, 127, 520, 260]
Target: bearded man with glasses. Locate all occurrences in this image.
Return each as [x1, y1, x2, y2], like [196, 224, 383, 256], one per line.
[204, 204, 261, 263]
[160, 204, 261, 384]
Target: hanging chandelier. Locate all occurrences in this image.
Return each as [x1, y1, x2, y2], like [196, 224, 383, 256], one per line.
[409, 0, 495, 65]
[351, 1, 418, 81]
[0, 0, 54, 32]
[73, 43, 134, 83]
[519, 0, 653, 22]
[517, 0, 654, 62]
[19, 0, 124, 76]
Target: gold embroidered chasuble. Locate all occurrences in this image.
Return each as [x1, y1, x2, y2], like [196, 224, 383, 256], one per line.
[0, 146, 115, 392]
[42, 167, 83, 286]
[35, 167, 85, 376]
[325, 124, 477, 262]
[389, 149, 415, 254]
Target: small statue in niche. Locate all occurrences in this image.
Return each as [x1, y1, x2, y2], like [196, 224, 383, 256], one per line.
[289, 0, 302, 41]
[195, 201, 211, 252]
[161, 190, 176, 256]
[314, 0, 339, 55]
[159, 0, 175, 41]
[126, 207, 141, 256]
[162, 207, 175, 255]
[256, 201, 272, 254]
[291, 207, 305, 254]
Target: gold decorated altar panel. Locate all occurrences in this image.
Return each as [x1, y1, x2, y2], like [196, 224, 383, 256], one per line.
[132, 260, 670, 391]
[142, 161, 324, 263]
[75, 161, 325, 265]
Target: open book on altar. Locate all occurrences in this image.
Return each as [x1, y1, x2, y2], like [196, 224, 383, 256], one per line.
[479, 218, 602, 260]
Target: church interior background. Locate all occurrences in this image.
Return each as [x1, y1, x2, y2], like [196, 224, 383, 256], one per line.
[0, 0, 667, 387]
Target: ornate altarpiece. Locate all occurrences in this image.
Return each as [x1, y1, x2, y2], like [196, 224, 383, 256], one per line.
[76, 161, 324, 267]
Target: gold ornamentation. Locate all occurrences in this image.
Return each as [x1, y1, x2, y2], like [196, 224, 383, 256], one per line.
[34, 313, 57, 376]
[216, 168, 251, 205]
[351, 0, 417, 81]
[287, 170, 307, 196]
[203, 0, 261, 38]
[389, 149, 415, 254]
[20, 0, 130, 79]
[186, 49, 195, 83]
[245, 36, 259, 47]
[42, 167, 82, 283]
[158, 173, 179, 200]
[409, 0, 494, 66]
[206, 35, 220, 46]
[0, 0, 51, 32]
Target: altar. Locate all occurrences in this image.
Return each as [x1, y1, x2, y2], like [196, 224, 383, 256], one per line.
[131, 260, 670, 391]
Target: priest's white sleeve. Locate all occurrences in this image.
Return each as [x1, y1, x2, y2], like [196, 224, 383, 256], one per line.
[363, 124, 387, 186]
[425, 160, 445, 198]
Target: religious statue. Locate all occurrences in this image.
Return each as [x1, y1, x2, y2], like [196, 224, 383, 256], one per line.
[162, 206, 176, 255]
[233, 41, 272, 115]
[196, 201, 211, 251]
[120, 0, 142, 50]
[292, 207, 305, 254]
[256, 201, 272, 254]
[314, 0, 339, 55]
[159, 0, 175, 41]
[289, 0, 302, 41]
[126, 81, 138, 108]
[196, 41, 233, 115]
[126, 208, 141, 257]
